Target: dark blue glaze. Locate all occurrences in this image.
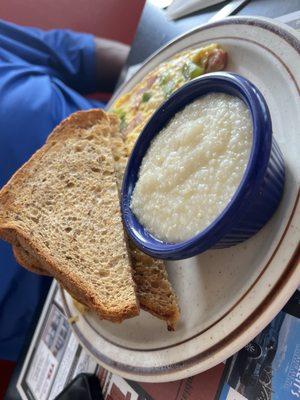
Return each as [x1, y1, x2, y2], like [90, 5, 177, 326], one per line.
[121, 72, 285, 260]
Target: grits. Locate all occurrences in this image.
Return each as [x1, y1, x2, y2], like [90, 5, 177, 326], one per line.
[131, 93, 253, 242]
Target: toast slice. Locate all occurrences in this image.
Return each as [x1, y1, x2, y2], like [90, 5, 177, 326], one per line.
[130, 246, 179, 329]
[0, 110, 139, 322]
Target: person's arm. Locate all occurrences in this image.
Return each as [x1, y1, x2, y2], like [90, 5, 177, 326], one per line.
[40, 30, 129, 92]
[0, 20, 129, 94]
[94, 37, 130, 92]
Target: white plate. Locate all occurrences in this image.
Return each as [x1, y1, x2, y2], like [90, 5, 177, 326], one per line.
[62, 16, 300, 382]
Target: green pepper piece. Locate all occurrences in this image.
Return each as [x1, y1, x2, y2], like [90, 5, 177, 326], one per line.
[114, 109, 127, 131]
[190, 64, 204, 79]
[114, 108, 125, 119]
[182, 61, 204, 80]
[142, 92, 152, 102]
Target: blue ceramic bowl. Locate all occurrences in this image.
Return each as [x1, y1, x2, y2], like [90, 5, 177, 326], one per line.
[121, 72, 285, 260]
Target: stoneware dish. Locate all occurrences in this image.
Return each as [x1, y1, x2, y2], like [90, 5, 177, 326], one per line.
[121, 72, 285, 260]
[61, 17, 300, 382]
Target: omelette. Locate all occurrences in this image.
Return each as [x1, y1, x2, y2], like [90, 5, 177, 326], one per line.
[111, 43, 227, 155]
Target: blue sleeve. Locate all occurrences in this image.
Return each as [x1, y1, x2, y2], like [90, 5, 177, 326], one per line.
[0, 241, 52, 361]
[0, 54, 103, 361]
[0, 63, 102, 186]
[0, 20, 97, 94]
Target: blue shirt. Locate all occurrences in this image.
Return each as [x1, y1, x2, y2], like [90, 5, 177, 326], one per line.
[0, 20, 103, 361]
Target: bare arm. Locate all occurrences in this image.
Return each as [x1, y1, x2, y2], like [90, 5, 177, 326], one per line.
[94, 37, 130, 92]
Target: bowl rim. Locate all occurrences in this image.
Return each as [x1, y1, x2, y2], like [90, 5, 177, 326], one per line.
[121, 72, 272, 259]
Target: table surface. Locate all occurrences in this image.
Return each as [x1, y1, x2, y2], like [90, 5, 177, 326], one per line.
[4, 0, 300, 398]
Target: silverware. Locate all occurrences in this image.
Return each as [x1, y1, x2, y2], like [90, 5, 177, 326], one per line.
[209, 0, 250, 22]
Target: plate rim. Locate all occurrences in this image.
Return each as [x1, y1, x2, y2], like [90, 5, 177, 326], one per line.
[62, 247, 299, 382]
[63, 16, 300, 382]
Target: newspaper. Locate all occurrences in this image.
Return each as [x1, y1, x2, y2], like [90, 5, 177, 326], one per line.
[17, 282, 224, 400]
[17, 283, 98, 400]
[16, 12, 300, 400]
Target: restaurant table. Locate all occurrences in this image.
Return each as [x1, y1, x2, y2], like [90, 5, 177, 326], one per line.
[3, 0, 300, 398]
